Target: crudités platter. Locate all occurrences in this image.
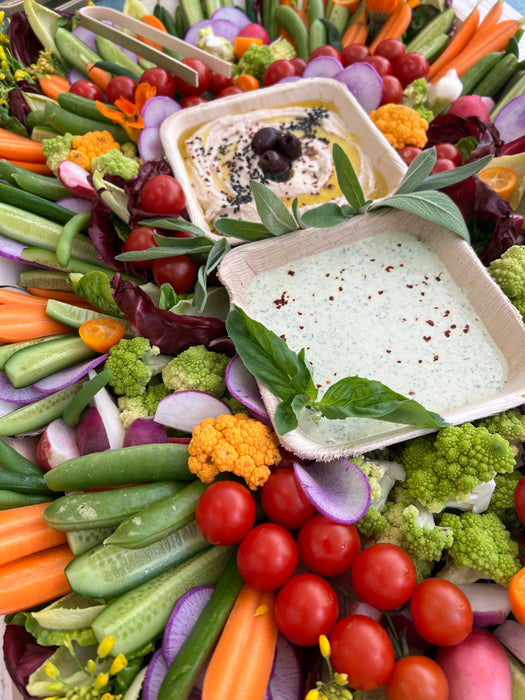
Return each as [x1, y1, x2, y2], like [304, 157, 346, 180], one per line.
[2, 0, 525, 698]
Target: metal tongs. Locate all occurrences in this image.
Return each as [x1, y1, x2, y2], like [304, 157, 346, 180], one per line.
[78, 5, 233, 87]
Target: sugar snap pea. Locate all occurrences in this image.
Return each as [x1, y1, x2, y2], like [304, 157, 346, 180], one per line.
[0, 437, 44, 475]
[56, 212, 91, 268]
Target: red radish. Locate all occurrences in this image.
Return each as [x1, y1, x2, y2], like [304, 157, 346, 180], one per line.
[57, 160, 97, 200]
[76, 407, 111, 456]
[154, 391, 232, 433]
[237, 22, 270, 44]
[36, 418, 80, 470]
[447, 95, 490, 122]
[436, 627, 512, 700]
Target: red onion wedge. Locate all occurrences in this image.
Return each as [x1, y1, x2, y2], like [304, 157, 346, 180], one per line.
[36, 418, 80, 470]
[293, 458, 371, 524]
[225, 354, 269, 422]
[494, 619, 525, 665]
[334, 63, 383, 114]
[302, 56, 343, 79]
[456, 583, 510, 627]
[184, 18, 239, 44]
[141, 95, 181, 128]
[184, 19, 213, 44]
[265, 634, 302, 700]
[123, 417, 168, 447]
[142, 648, 168, 700]
[163, 585, 215, 666]
[211, 6, 251, 28]
[76, 406, 111, 455]
[494, 93, 525, 144]
[138, 126, 165, 162]
[55, 197, 93, 214]
[154, 391, 232, 434]
[57, 161, 97, 200]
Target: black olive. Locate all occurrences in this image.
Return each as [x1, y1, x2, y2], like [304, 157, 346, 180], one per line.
[259, 150, 291, 181]
[277, 132, 302, 161]
[251, 127, 281, 154]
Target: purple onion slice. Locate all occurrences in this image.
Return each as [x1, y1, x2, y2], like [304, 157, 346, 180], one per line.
[493, 93, 525, 144]
[142, 649, 168, 700]
[32, 355, 107, 393]
[211, 6, 251, 28]
[138, 126, 165, 162]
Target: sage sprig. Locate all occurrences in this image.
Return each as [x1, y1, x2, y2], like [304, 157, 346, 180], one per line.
[226, 306, 449, 436]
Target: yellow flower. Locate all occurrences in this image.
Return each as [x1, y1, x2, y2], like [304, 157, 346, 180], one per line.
[14, 69, 29, 81]
[100, 694, 116, 700]
[97, 636, 115, 659]
[319, 635, 331, 659]
[335, 673, 349, 686]
[95, 672, 110, 690]
[87, 659, 97, 673]
[44, 662, 60, 680]
[110, 653, 128, 675]
[305, 691, 320, 700]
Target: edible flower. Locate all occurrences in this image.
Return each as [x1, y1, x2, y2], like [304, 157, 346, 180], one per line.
[305, 636, 353, 700]
[96, 82, 156, 142]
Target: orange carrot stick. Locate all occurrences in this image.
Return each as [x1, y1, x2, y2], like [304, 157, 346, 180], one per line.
[0, 543, 74, 614]
[39, 74, 71, 100]
[202, 583, 278, 700]
[0, 503, 67, 567]
[341, 10, 368, 47]
[370, 1, 412, 53]
[428, 2, 480, 78]
[25, 287, 96, 308]
[0, 138, 47, 164]
[1, 159, 53, 176]
[476, 0, 504, 34]
[137, 14, 168, 51]
[0, 289, 49, 306]
[86, 63, 112, 92]
[0, 304, 71, 342]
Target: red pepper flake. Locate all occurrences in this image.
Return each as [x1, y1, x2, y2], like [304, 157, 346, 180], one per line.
[426, 320, 435, 326]
[418, 359, 423, 364]
[339, 287, 343, 292]
[433, 355, 439, 361]
[274, 292, 289, 308]
[316, 383, 322, 388]
[463, 324, 470, 334]
[385, 266, 394, 272]
[406, 284, 413, 289]
[325, 273, 330, 277]
[299, 325, 304, 330]
[329, 296, 334, 301]
[435, 273, 443, 281]
[444, 330, 451, 337]
[287, 270, 295, 276]
[423, 336, 431, 342]
[386, 349, 391, 353]
[378, 290, 384, 295]
[409, 391, 415, 395]
[396, 360, 402, 364]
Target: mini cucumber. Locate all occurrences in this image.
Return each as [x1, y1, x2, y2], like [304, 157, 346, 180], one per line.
[20, 247, 118, 277]
[95, 36, 144, 79]
[45, 299, 132, 335]
[0, 382, 83, 437]
[461, 52, 504, 96]
[44, 102, 128, 144]
[30, 125, 60, 142]
[43, 481, 185, 531]
[90, 544, 232, 656]
[45, 443, 192, 491]
[422, 33, 449, 63]
[0, 183, 74, 225]
[0, 336, 64, 371]
[4, 335, 97, 389]
[274, 5, 310, 59]
[0, 437, 43, 475]
[473, 53, 518, 97]
[309, 18, 327, 54]
[491, 70, 525, 120]
[67, 527, 115, 556]
[11, 172, 70, 202]
[56, 92, 121, 125]
[18, 269, 73, 291]
[54, 27, 102, 75]
[326, 2, 349, 37]
[405, 7, 456, 55]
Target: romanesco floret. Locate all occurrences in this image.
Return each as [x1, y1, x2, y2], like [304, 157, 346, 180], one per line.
[355, 507, 388, 538]
[475, 408, 525, 446]
[91, 148, 140, 180]
[402, 78, 433, 121]
[488, 246, 525, 312]
[487, 469, 523, 520]
[233, 43, 274, 83]
[438, 510, 521, 585]
[355, 459, 405, 537]
[196, 27, 235, 62]
[42, 132, 74, 175]
[269, 38, 296, 61]
[162, 344, 229, 397]
[117, 383, 172, 428]
[399, 423, 516, 512]
[106, 337, 170, 397]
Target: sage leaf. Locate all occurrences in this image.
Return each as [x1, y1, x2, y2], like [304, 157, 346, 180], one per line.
[313, 376, 449, 429]
[151, 234, 213, 252]
[301, 203, 352, 228]
[214, 218, 273, 241]
[414, 154, 493, 192]
[394, 148, 436, 195]
[225, 307, 318, 403]
[292, 199, 307, 229]
[370, 191, 470, 242]
[250, 180, 297, 235]
[333, 143, 366, 209]
[140, 218, 206, 237]
[116, 243, 210, 262]
[193, 238, 230, 312]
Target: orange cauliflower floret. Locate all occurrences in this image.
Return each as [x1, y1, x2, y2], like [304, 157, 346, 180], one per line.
[67, 130, 120, 172]
[369, 103, 429, 150]
[188, 413, 281, 490]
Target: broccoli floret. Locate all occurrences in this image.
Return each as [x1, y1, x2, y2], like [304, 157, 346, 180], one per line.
[106, 337, 170, 398]
[143, 382, 171, 414]
[438, 510, 521, 585]
[162, 344, 229, 396]
[233, 43, 274, 83]
[196, 27, 235, 62]
[117, 383, 172, 428]
[269, 38, 296, 61]
[488, 246, 525, 314]
[399, 423, 516, 512]
[42, 132, 74, 175]
[91, 148, 140, 180]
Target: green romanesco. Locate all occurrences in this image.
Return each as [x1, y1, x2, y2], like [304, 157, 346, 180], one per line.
[269, 38, 296, 61]
[106, 337, 170, 398]
[162, 344, 229, 397]
[117, 383, 172, 428]
[399, 423, 516, 512]
[355, 459, 405, 537]
[402, 78, 434, 122]
[196, 27, 235, 62]
[488, 245, 525, 320]
[438, 510, 521, 585]
[474, 408, 525, 447]
[487, 469, 523, 520]
[91, 148, 140, 180]
[42, 132, 74, 175]
[233, 43, 274, 83]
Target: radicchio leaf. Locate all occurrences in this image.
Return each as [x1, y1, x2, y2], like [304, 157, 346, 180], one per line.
[3, 623, 57, 700]
[8, 13, 42, 66]
[111, 275, 227, 354]
[8, 84, 42, 130]
[426, 114, 503, 161]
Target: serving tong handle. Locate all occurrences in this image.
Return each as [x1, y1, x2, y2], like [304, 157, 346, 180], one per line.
[78, 6, 233, 87]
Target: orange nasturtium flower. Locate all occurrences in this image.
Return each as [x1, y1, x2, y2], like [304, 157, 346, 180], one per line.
[95, 82, 157, 142]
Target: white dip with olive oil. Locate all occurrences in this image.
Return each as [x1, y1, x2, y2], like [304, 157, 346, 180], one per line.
[244, 230, 507, 445]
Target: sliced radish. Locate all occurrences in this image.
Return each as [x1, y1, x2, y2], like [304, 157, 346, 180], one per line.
[335, 63, 383, 114]
[163, 585, 215, 666]
[123, 417, 168, 447]
[494, 93, 525, 144]
[138, 126, 165, 162]
[494, 619, 525, 665]
[0, 372, 48, 404]
[293, 458, 371, 524]
[36, 418, 80, 470]
[184, 19, 213, 45]
[0, 234, 28, 264]
[211, 6, 251, 28]
[456, 583, 510, 627]
[57, 161, 97, 200]
[302, 56, 343, 80]
[142, 649, 168, 700]
[154, 391, 232, 434]
[141, 96, 181, 129]
[55, 197, 93, 214]
[32, 356, 108, 394]
[76, 406, 111, 456]
[265, 634, 302, 700]
[225, 354, 269, 422]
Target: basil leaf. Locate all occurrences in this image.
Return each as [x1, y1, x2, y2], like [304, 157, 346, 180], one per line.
[415, 154, 493, 191]
[139, 218, 206, 237]
[214, 217, 273, 241]
[274, 393, 313, 434]
[333, 143, 366, 209]
[159, 283, 178, 310]
[226, 307, 318, 402]
[301, 202, 353, 228]
[250, 180, 297, 235]
[313, 376, 449, 429]
[292, 199, 308, 229]
[370, 191, 470, 242]
[394, 148, 436, 195]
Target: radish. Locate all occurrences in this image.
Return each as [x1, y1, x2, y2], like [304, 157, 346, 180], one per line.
[236, 22, 270, 44]
[36, 418, 80, 470]
[435, 627, 512, 700]
[154, 390, 232, 434]
[446, 95, 490, 122]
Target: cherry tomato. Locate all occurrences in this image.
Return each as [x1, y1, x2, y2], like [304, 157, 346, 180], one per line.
[195, 481, 256, 546]
[175, 58, 211, 96]
[140, 175, 186, 215]
[434, 142, 463, 167]
[123, 226, 158, 269]
[152, 255, 197, 293]
[180, 95, 208, 108]
[263, 60, 297, 87]
[237, 522, 299, 590]
[365, 55, 392, 77]
[351, 543, 416, 610]
[297, 515, 361, 577]
[105, 75, 138, 104]
[329, 615, 395, 691]
[216, 85, 244, 98]
[309, 45, 342, 62]
[514, 476, 525, 526]
[260, 467, 316, 530]
[274, 573, 339, 646]
[290, 57, 307, 76]
[373, 38, 406, 66]
[397, 146, 422, 165]
[385, 656, 449, 700]
[410, 578, 473, 646]
[208, 72, 233, 95]
[341, 43, 370, 67]
[139, 67, 176, 98]
[380, 75, 403, 105]
[69, 80, 104, 101]
[431, 158, 456, 174]
[394, 52, 430, 87]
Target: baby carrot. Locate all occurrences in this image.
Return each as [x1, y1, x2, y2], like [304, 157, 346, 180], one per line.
[0, 502, 67, 567]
